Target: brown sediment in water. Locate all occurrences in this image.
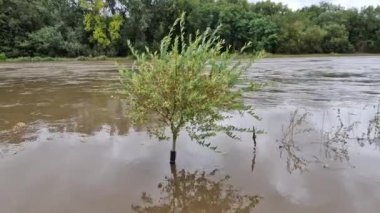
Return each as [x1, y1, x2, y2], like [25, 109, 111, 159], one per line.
[0, 57, 380, 213]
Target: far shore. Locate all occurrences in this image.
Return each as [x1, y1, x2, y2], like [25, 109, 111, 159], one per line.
[1, 53, 380, 64]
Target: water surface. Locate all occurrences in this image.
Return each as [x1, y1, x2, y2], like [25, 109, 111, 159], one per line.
[0, 57, 379, 213]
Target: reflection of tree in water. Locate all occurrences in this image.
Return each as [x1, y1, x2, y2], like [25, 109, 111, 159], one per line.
[366, 101, 380, 145]
[279, 109, 312, 172]
[131, 165, 261, 213]
[321, 109, 358, 162]
[278, 107, 368, 173]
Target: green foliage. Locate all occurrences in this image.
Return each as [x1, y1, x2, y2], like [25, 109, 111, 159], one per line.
[0, 0, 44, 57]
[322, 23, 354, 53]
[22, 26, 65, 56]
[8, 57, 32, 62]
[217, 4, 279, 53]
[1, 0, 380, 57]
[248, 16, 279, 52]
[80, 0, 123, 47]
[120, 14, 257, 151]
[276, 17, 328, 54]
[30, 56, 52, 61]
[6, 56, 60, 62]
[0, 53, 6, 61]
[250, 0, 290, 16]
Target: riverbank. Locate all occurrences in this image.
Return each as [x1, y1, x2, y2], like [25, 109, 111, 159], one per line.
[1, 53, 379, 63]
[0, 56, 133, 63]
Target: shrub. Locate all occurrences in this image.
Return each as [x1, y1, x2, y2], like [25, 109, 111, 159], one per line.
[0, 53, 7, 61]
[120, 14, 259, 164]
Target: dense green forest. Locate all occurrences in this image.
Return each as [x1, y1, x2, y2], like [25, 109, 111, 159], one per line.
[1, 0, 380, 58]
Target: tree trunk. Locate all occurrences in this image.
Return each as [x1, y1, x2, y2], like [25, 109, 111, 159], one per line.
[170, 132, 177, 164]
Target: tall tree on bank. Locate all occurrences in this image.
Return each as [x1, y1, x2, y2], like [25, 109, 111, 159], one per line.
[120, 14, 259, 164]
[80, 0, 123, 48]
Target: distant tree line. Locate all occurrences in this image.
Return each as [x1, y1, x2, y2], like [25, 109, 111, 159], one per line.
[1, 0, 379, 58]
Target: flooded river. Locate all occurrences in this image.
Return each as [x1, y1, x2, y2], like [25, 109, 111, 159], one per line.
[0, 57, 379, 213]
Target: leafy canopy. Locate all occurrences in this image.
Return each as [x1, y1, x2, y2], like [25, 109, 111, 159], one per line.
[80, 0, 123, 47]
[120, 14, 259, 149]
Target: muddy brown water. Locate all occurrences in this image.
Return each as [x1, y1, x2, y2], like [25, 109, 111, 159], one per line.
[0, 57, 379, 213]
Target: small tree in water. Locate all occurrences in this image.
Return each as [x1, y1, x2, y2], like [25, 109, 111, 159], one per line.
[120, 14, 259, 164]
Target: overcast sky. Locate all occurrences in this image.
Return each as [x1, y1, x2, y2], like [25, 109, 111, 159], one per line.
[250, 0, 380, 10]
